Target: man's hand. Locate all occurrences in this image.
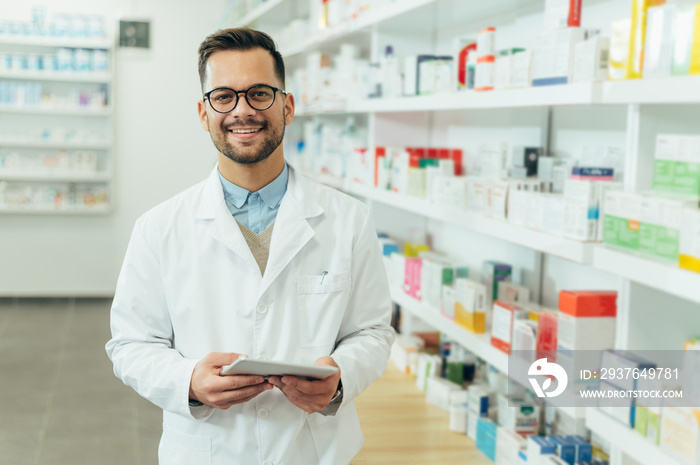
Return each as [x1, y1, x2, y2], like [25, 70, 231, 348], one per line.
[189, 352, 273, 409]
[268, 356, 341, 413]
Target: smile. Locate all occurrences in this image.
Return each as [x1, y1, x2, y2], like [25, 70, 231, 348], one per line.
[228, 128, 263, 134]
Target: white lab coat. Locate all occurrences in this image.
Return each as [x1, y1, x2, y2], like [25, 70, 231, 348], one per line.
[106, 164, 395, 465]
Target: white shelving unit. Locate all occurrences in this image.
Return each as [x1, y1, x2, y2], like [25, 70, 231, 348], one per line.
[0, 31, 115, 215]
[246, 1, 700, 464]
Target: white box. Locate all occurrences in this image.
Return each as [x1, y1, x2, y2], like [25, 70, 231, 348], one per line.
[479, 142, 509, 179]
[442, 285, 457, 320]
[563, 179, 599, 241]
[492, 180, 510, 220]
[660, 404, 700, 463]
[497, 394, 540, 435]
[510, 50, 533, 88]
[426, 377, 462, 411]
[497, 281, 530, 303]
[573, 36, 610, 82]
[542, 194, 566, 236]
[543, 0, 581, 30]
[496, 428, 527, 465]
[557, 309, 616, 351]
[467, 176, 487, 212]
[532, 27, 588, 85]
[643, 4, 677, 79]
[416, 353, 442, 392]
[512, 319, 538, 352]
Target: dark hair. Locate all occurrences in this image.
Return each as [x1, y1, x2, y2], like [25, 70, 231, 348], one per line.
[197, 27, 285, 91]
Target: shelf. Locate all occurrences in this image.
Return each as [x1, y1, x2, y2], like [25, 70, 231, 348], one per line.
[237, 0, 286, 25]
[0, 206, 111, 215]
[0, 172, 111, 182]
[0, 71, 112, 83]
[601, 75, 700, 105]
[593, 245, 700, 305]
[348, 183, 594, 263]
[391, 287, 509, 374]
[282, 0, 437, 59]
[0, 36, 112, 49]
[0, 140, 111, 150]
[0, 106, 111, 116]
[586, 408, 684, 465]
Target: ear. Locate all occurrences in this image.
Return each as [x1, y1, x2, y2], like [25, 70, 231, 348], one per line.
[197, 99, 210, 132]
[283, 92, 295, 126]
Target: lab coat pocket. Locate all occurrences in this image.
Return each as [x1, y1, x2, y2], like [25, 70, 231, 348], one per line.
[159, 428, 211, 465]
[297, 271, 351, 348]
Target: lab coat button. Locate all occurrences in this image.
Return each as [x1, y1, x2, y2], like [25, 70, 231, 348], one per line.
[257, 408, 269, 419]
[256, 304, 268, 314]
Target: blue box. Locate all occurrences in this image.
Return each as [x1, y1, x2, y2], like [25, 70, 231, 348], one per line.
[566, 435, 593, 463]
[549, 435, 576, 465]
[476, 417, 497, 461]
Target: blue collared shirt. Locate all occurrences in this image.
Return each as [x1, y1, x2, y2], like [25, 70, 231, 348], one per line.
[218, 163, 288, 233]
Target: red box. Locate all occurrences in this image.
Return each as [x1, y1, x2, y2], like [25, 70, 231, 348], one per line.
[427, 148, 438, 159]
[536, 310, 558, 360]
[374, 147, 386, 187]
[558, 290, 617, 318]
[451, 149, 463, 175]
[491, 301, 527, 354]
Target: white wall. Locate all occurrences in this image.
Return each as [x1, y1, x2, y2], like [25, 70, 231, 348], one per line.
[0, 0, 227, 296]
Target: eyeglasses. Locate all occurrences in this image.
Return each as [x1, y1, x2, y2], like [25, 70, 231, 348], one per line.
[203, 84, 286, 113]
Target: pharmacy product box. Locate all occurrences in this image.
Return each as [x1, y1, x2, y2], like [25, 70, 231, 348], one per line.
[672, 5, 696, 76]
[492, 180, 510, 220]
[639, 193, 684, 262]
[518, 450, 528, 465]
[543, 194, 566, 237]
[600, 350, 656, 391]
[403, 257, 423, 300]
[573, 35, 610, 82]
[543, 0, 582, 30]
[680, 203, 700, 273]
[495, 48, 526, 90]
[527, 436, 556, 464]
[467, 176, 487, 212]
[645, 405, 662, 444]
[511, 146, 541, 178]
[603, 190, 642, 250]
[492, 301, 529, 354]
[496, 427, 527, 465]
[468, 383, 493, 417]
[415, 353, 442, 392]
[536, 310, 558, 358]
[454, 38, 477, 91]
[419, 56, 452, 95]
[626, 0, 667, 80]
[566, 435, 593, 463]
[404, 242, 430, 258]
[476, 55, 496, 91]
[455, 278, 488, 333]
[512, 319, 538, 352]
[660, 404, 700, 464]
[407, 168, 426, 198]
[482, 261, 512, 307]
[390, 334, 424, 374]
[433, 175, 469, 209]
[557, 290, 617, 351]
[642, 4, 676, 79]
[378, 238, 399, 257]
[426, 377, 462, 411]
[506, 188, 528, 227]
[476, 417, 499, 461]
[653, 134, 700, 197]
[441, 285, 457, 320]
[479, 141, 510, 179]
[510, 49, 533, 88]
[497, 394, 540, 436]
[497, 281, 531, 303]
[596, 182, 624, 241]
[571, 167, 614, 181]
[525, 194, 546, 231]
[403, 55, 436, 96]
[563, 179, 601, 241]
[449, 402, 469, 433]
[532, 27, 588, 86]
[597, 380, 636, 427]
[609, 18, 631, 80]
[549, 435, 576, 465]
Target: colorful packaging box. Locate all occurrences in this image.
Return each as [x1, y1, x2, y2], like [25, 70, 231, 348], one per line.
[672, 5, 697, 76]
[482, 260, 512, 308]
[455, 278, 488, 333]
[653, 134, 700, 197]
[603, 190, 642, 251]
[476, 417, 499, 461]
[543, 0, 582, 30]
[491, 301, 528, 354]
[626, 0, 667, 79]
[680, 203, 700, 273]
[642, 4, 676, 79]
[557, 290, 617, 351]
[639, 194, 684, 262]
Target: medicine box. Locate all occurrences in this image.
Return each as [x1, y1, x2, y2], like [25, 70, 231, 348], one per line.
[527, 436, 556, 465]
[627, 0, 667, 79]
[660, 404, 700, 463]
[597, 380, 636, 427]
[482, 261, 512, 307]
[543, 0, 582, 30]
[390, 252, 406, 289]
[497, 281, 530, 303]
[600, 350, 656, 391]
[532, 27, 588, 86]
[511, 146, 541, 178]
[479, 142, 509, 179]
[404, 257, 422, 300]
[573, 36, 610, 82]
[653, 134, 700, 197]
[639, 194, 684, 262]
[510, 49, 533, 88]
[426, 377, 462, 411]
[536, 310, 558, 357]
[512, 319, 538, 352]
[609, 18, 631, 80]
[603, 190, 642, 251]
[403, 55, 435, 96]
[642, 4, 676, 79]
[497, 394, 540, 436]
[455, 278, 488, 333]
[566, 435, 593, 463]
[549, 436, 576, 465]
[415, 353, 441, 392]
[672, 5, 696, 76]
[441, 285, 457, 320]
[468, 384, 493, 417]
[680, 204, 700, 273]
[496, 427, 527, 465]
[563, 179, 601, 241]
[491, 301, 529, 354]
[557, 290, 617, 351]
[492, 180, 510, 220]
[476, 417, 498, 461]
[571, 167, 614, 181]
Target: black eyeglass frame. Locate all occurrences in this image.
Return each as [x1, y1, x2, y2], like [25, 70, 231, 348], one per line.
[203, 84, 286, 113]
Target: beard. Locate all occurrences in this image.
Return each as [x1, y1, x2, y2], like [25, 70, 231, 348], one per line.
[210, 112, 285, 165]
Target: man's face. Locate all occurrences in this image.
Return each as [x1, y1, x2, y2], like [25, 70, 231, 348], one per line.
[198, 48, 294, 165]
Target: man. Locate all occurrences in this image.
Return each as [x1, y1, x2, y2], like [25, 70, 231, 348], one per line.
[106, 27, 394, 465]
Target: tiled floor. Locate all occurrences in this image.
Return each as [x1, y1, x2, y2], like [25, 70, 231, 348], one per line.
[0, 298, 162, 465]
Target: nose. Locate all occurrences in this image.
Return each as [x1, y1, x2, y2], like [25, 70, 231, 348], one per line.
[230, 91, 257, 118]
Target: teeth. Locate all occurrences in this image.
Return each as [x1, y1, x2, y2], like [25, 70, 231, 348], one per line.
[230, 128, 261, 134]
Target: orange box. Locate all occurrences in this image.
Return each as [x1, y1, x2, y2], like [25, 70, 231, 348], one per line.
[558, 290, 617, 317]
[491, 301, 528, 354]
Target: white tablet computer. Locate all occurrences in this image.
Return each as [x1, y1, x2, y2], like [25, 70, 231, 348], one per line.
[220, 358, 338, 380]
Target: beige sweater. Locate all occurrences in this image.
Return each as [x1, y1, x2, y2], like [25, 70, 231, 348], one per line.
[237, 221, 274, 276]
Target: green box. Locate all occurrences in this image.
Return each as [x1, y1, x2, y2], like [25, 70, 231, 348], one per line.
[603, 191, 642, 251]
[638, 194, 684, 262]
[635, 406, 649, 436]
[652, 135, 700, 197]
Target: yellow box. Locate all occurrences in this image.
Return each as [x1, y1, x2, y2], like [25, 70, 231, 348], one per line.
[454, 278, 487, 333]
[690, 4, 700, 75]
[404, 242, 430, 258]
[626, 0, 666, 79]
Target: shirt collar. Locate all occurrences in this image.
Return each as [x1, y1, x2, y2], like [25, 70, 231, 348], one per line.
[218, 162, 289, 209]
